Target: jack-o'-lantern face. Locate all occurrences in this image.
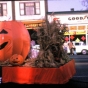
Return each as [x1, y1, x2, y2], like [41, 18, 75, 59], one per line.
[0, 27, 13, 62]
[9, 54, 24, 66]
[0, 21, 30, 65]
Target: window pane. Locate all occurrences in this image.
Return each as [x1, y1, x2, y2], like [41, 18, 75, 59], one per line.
[25, 7, 34, 15]
[78, 26, 85, 30]
[0, 7, 2, 16]
[0, 3, 7, 16]
[20, 3, 24, 9]
[20, 10, 24, 15]
[3, 10, 7, 16]
[69, 26, 77, 30]
[36, 8, 40, 14]
[35, 2, 39, 8]
[35, 2, 40, 14]
[3, 4, 6, 10]
[25, 3, 34, 6]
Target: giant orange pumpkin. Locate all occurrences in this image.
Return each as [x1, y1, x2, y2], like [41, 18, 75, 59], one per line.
[0, 21, 31, 62]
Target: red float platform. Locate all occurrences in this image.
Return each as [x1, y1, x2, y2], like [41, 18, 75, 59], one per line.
[2, 59, 76, 84]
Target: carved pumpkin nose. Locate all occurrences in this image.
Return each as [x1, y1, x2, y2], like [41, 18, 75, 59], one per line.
[16, 58, 18, 59]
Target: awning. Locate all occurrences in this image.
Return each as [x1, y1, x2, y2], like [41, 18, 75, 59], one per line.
[21, 20, 45, 29]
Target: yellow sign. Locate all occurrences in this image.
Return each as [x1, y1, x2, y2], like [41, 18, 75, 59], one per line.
[24, 23, 42, 28]
[21, 20, 45, 29]
[64, 31, 75, 35]
[64, 30, 86, 35]
[25, 24, 38, 27]
[76, 31, 86, 35]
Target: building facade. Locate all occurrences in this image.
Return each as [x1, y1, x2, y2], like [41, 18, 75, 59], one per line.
[0, 0, 47, 29]
[14, 0, 45, 21]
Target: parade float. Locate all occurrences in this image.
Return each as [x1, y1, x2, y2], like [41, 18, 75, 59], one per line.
[1, 20, 76, 84]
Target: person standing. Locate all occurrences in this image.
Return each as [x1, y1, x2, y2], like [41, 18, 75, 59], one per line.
[68, 41, 73, 55]
[72, 43, 77, 55]
[63, 41, 68, 53]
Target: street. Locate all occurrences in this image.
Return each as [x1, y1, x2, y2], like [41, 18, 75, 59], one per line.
[70, 55, 88, 78]
[66, 55, 88, 87]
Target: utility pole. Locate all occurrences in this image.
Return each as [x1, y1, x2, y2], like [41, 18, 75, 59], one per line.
[44, 0, 48, 22]
[44, 0, 49, 29]
[11, 1, 15, 20]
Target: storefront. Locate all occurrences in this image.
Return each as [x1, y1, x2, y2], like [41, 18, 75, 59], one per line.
[48, 13, 88, 45]
[21, 20, 45, 42]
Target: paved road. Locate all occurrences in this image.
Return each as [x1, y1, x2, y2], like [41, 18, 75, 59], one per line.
[70, 55, 88, 62]
[69, 55, 88, 76]
[67, 55, 88, 87]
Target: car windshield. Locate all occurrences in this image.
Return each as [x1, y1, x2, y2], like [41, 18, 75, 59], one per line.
[74, 42, 86, 46]
[75, 43, 80, 45]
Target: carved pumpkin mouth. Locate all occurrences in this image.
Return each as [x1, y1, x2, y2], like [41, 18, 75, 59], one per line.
[12, 61, 19, 63]
[0, 42, 8, 50]
[12, 58, 19, 63]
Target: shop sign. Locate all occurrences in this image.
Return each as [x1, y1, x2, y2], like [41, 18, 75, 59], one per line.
[76, 31, 86, 35]
[64, 30, 86, 35]
[24, 23, 42, 29]
[50, 14, 88, 24]
[68, 15, 88, 21]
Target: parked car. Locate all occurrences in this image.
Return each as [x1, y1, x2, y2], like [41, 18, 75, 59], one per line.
[67, 41, 88, 55]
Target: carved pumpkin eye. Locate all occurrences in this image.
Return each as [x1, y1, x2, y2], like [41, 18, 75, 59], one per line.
[0, 29, 8, 34]
[0, 29, 8, 50]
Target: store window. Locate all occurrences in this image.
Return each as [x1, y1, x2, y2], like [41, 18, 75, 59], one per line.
[0, 3, 7, 16]
[19, 2, 40, 16]
[69, 26, 77, 30]
[78, 26, 85, 30]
